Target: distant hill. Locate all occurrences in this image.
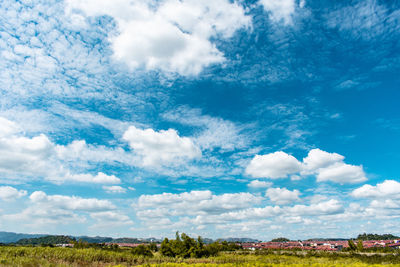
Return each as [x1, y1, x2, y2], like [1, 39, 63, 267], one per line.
[76, 236, 113, 243]
[306, 238, 348, 241]
[16, 235, 75, 245]
[217, 238, 261, 243]
[0, 232, 46, 243]
[357, 233, 400, 240]
[0, 231, 163, 245]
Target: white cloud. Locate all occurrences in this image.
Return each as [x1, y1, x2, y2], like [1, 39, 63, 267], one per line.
[103, 185, 127, 194]
[352, 180, 400, 199]
[56, 140, 134, 165]
[289, 199, 343, 216]
[136, 190, 263, 217]
[0, 117, 21, 136]
[266, 187, 300, 205]
[2, 191, 116, 230]
[302, 149, 344, 173]
[2, 206, 85, 227]
[66, 172, 121, 184]
[123, 125, 201, 167]
[30, 191, 116, 211]
[246, 148, 367, 184]
[132, 189, 350, 237]
[316, 162, 366, 184]
[0, 120, 56, 178]
[245, 151, 302, 179]
[66, 0, 251, 76]
[0, 117, 122, 184]
[0, 186, 27, 201]
[90, 211, 133, 228]
[259, 0, 300, 25]
[248, 180, 272, 189]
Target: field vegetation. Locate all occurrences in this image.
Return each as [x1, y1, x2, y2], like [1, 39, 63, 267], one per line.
[1, 245, 400, 266]
[2, 232, 400, 266]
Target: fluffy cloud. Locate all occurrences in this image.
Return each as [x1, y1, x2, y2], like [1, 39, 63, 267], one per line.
[316, 162, 366, 184]
[55, 140, 135, 166]
[2, 191, 117, 230]
[246, 149, 367, 184]
[288, 199, 343, 216]
[0, 186, 27, 201]
[66, 172, 121, 184]
[248, 180, 272, 189]
[90, 211, 133, 229]
[0, 117, 54, 177]
[132, 189, 349, 236]
[0, 117, 21, 136]
[302, 149, 344, 172]
[351, 180, 400, 199]
[103, 185, 127, 194]
[0, 117, 121, 184]
[66, 0, 250, 76]
[123, 126, 201, 167]
[259, 0, 302, 25]
[136, 190, 263, 217]
[266, 187, 300, 205]
[30, 191, 116, 211]
[245, 152, 302, 179]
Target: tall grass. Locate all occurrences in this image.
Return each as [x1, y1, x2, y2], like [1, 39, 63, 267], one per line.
[1, 246, 400, 266]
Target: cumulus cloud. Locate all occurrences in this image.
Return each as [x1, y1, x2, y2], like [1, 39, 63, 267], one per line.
[288, 199, 343, 216]
[0, 117, 21, 136]
[266, 187, 300, 205]
[247, 180, 272, 189]
[352, 180, 400, 199]
[259, 0, 303, 25]
[103, 185, 127, 194]
[0, 186, 27, 201]
[245, 151, 302, 179]
[66, 0, 251, 76]
[2, 191, 117, 230]
[0, 121, 56, 178]
[246, 148, 367, 184]
[30, 191, 116, 211]
[55, 140, 135, 166]
[90, 211, 133, 229]
[302, 148, 344, 173]
[123, 125, 201, 167]
[66, 172, 121, 184]
[130, 189, 350, 236]
[315, 162, 366, 184]
[0, 117, 122, 184]
[136, 190, 263, 218]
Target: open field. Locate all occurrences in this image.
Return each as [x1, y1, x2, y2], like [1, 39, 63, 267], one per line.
[1, 247, 400, 266]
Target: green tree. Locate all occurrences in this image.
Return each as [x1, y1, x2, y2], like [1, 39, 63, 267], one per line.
[131, 244, 153, 257]
[348, 240, 357, 251]
[160, 238, 174, 257]
[148, 242, 158, 252]
[357, 240, 364, 251]
[159, 232, 241, 258]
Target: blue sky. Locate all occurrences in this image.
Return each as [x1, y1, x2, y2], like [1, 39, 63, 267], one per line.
[0, 0, 399, 240]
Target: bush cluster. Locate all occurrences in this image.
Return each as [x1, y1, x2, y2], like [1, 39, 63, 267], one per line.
[160, 232, 240, 258]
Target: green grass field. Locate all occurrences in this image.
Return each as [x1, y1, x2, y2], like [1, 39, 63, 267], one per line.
[1, 246, 400, 266]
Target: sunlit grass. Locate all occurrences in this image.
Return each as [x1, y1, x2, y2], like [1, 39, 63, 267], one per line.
[1, 246, 400, 266]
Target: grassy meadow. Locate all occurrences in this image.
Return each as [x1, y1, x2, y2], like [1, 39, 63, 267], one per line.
[1, 246, 400, 266]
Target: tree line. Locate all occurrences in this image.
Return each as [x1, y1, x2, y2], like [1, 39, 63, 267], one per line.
[160, 232, 240, 258]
